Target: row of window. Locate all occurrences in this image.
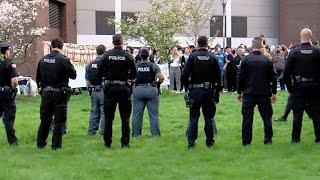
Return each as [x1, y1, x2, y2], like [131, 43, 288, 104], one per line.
[95, 11, 248, 38]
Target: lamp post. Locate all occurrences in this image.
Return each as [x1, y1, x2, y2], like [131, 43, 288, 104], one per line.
[221, 0, 228, 48]
[115, 0, 122, 34]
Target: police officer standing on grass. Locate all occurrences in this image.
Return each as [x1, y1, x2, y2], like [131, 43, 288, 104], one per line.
[132, 48, 164, 137]
[36, 38, 77, 150]
[283, 28, 320, 143]
[182, 36, 221, 149]
[237, 37, 277, 146]
[85, 45, 106, 136]
[98, 34, 137, 149]
[0, 41, 19, 146]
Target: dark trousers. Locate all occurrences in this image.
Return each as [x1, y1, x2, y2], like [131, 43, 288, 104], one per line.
[226, 71, 237, 92]
[291, 89, 320, 142]
[187, 88, 216, 146]
[103, 85, 131, 147]
[282, 94, 294, 119]
[276, 70, 285, 90]
[37, 91, 69, 149]
[241, 95, 273, 145]
[0, 93, 18, 145]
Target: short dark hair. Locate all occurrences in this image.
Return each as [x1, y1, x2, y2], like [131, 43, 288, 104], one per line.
[140, 48, 149, 60]
[112, 34, 123, 46]
[96, 44, 106, 55]
[126, 46, 133, 54]
[51, 38, 64, 49]
[252, 37, 263, 49]
[189, 45, 195, 49]
[197, 36, 208, 47]
[0, 47, 8, 55]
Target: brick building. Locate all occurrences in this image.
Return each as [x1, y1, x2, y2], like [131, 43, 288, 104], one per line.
[18, 0, 77, 77]
[278, 0, 320, 45]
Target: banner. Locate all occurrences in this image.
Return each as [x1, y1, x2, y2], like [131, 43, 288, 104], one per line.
[44, 42, 171, 88]
[43, 42, 113, 88]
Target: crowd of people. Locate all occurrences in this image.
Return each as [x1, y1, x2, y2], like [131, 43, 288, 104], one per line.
[123, 35, 293, 95]
[1, 28, 320, 150]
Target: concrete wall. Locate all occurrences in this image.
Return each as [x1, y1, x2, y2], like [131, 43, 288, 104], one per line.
[232, 0, 278, 38]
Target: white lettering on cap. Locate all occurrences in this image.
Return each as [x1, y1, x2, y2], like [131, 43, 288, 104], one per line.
[109, 56, 126, 61]
[197, 56, 210, 61]
[43, 59, 56, 63]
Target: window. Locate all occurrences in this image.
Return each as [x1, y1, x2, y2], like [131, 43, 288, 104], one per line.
[232, 16, 247, 37]
[49, 0, 65, 29]
[96, 11, 116, 35]
[49, 0, 64, 29]
[96, 11, 137, 35]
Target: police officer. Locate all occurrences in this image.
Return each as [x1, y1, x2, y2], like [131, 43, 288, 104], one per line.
[132, 48, 164, 137]
[237, 37, 277, 146]
[36, 38, 77, 150]
[182, 36, 221, 149]
[0, 41, 19, 146]
[85, 45, 106, 136]
[283, 28, 320, 143]
[98, 34, 137, 149]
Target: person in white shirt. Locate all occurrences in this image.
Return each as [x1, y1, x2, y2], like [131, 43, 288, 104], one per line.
[169, 47, 182, 92]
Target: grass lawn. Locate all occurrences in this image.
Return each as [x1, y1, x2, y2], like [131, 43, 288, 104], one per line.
[0, 91, 320, 179]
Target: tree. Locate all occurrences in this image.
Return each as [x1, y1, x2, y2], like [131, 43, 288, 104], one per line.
[109, 0, 217, 62]
[110, 0, 190, 62]
[181, 0, 217, 46]
[0, 0, 48, 64]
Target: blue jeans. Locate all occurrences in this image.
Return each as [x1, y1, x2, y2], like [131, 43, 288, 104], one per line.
[276, 70, 285, 90]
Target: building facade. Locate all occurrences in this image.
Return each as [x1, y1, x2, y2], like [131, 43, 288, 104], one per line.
[76, 0, 278, 47]
[15, 0, 320, 77]
[18, 0, 77, 77]
[279, 0, 320, 45]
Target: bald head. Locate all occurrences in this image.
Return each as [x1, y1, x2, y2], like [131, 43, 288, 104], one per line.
[300, 28, 313, 43]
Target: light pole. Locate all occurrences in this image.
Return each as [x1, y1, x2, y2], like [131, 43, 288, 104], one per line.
[221, 0, 228, 48]
[115, 0, 122, 34]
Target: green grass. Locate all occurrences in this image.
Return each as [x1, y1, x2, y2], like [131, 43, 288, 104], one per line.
[1, 91, 320, 179]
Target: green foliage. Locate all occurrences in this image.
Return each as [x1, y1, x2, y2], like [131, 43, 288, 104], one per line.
[109, 0, 216, 61]
[109, 0, 185, 61]
[1, 92, 320, 179]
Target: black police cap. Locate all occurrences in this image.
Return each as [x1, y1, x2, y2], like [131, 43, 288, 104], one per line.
[112, 34, 123, 45]
[0, 41, 10, 48]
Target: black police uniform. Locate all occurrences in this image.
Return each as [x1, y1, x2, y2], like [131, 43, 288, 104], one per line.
[0, 57, 18, 145]
[283, 42, 320, 143]
[237, 51, 277, 145]
[98, 47, 137, 148]
[182, 48, 221, 147]
[36, 50, 77, 149]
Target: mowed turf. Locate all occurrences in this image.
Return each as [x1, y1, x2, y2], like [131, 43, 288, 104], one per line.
[0, 91, 320, 179]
